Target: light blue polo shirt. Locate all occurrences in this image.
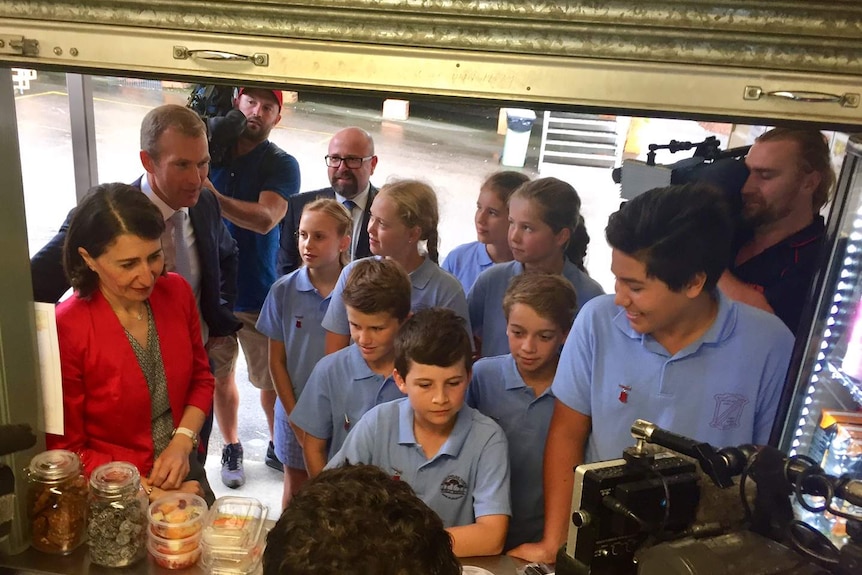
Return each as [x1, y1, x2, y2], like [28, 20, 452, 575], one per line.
[552, 292, 794, 463]
[467, 354, 555, 549]
[441, 241, 494, 293]
[289, 344, 404, 459]
[256, 267, 332, 398]
[326, 398, 511, 528]
[322, 256, 472, 336]
[468, 260, 604, 357]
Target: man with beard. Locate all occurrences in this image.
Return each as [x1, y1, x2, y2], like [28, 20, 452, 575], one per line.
[277, 126, 379, 275]
[718, 128, 835, 335]
[206, 87, 301, 487]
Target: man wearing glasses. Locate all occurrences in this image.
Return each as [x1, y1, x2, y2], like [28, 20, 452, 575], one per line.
[277, 127, 379, 275]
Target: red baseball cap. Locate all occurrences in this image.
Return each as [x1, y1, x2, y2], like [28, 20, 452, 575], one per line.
[237, 87, 283, 111]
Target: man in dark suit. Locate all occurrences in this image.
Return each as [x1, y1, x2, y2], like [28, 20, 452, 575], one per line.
[29, 104, 241, 463]
[277, 127, 379, 276]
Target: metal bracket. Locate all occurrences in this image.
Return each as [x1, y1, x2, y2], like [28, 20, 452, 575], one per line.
[0, 35, 39, 57]
[173, 46, 268, 67]
[744, 86, 860, 108]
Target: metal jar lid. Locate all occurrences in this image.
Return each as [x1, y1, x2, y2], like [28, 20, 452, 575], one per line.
[28, 449, 82, 482]
[89, 461, 141, 498]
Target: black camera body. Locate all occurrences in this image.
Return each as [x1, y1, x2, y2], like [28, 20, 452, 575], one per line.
[559, 451, 700, 575]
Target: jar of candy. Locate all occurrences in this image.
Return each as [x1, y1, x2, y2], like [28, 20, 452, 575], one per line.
[27, 450, 88, 554]
[87, 461, 148, 567]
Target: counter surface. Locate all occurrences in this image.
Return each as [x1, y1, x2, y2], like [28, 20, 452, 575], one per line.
[0, 545, 522, 575]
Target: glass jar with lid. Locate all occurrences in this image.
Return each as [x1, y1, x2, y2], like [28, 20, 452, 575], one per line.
[87, 461, 148, 567]
[26, 449, 88, 554]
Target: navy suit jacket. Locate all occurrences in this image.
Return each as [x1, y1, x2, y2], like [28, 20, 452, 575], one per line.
[29, 178, 242, 337]
[276, 185, 378, 276]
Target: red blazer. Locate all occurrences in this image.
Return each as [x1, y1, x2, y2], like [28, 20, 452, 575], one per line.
[47, 273, 214, 477]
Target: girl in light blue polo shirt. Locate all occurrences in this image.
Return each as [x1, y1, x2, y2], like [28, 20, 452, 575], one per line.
[442, 171, 529, 292]
[323, 180, 471, 352]
[467, 273, 577, 550]
[468, 177, 604, 357]
[256, 198, 351, 508]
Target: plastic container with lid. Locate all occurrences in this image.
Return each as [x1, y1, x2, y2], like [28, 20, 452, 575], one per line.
[200, 496, 268, 574]
[147, 539, 202, 570]
[87, 461, 148, 567]
[149, 529, 201, 555]
[26, 450, 88, 554]
[148, 492, 207, 540]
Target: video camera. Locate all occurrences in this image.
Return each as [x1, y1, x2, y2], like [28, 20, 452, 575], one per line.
[556, 420, 862, 575]
[613, 136, 751, 216]
[186, 84, 247, 168]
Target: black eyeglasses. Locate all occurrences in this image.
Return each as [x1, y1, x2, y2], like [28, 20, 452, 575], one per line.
[324, 155, 373, 169]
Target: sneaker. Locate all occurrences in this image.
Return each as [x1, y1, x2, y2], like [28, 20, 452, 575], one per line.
[221, 443, 245, 488]
[265, 441, 283, 472]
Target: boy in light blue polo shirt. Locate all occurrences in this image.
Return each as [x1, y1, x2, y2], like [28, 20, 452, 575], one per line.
[327, 308, 510, 558]
[322, 256, 472, 343]
[290, 258, 412, 477]
[509, 183, 795, 564]
[467, 273, 577, 550]
[469, 259, 603, 357]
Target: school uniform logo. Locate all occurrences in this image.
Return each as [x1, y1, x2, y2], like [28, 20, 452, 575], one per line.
[440, 475, 467, 500]
[710, 393, 749, 431]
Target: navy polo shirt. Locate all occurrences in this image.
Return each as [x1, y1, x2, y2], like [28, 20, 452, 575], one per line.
[731, 216, 825, 335]
[210, 140, 300, 312]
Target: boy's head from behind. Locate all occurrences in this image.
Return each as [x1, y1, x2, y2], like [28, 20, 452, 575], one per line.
[394, 308, 473, 431]
[263, 463, 460, 575]
[343, 258, 412, 365]
[503, 273, 577, 379]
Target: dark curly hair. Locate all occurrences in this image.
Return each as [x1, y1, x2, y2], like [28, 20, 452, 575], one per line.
[63, 182, 165, 298]
[263, 463, 460, 575]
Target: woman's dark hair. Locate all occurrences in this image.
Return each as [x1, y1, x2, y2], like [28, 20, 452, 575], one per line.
[63, 182, 165, 297]
[605, 182, 733, 292]
[510, 177, 588, 267]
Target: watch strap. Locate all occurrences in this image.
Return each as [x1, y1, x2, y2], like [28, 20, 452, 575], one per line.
[172, 426, 199, 449]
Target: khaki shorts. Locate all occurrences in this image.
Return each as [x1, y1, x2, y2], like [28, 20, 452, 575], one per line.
[207, 334, 239, 379]
[235, 310, 274, 390]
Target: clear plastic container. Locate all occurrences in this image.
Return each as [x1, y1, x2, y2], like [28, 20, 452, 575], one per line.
[26, 450, 88, 554]
[147, 540, 202, 570]
[148, 492, 207, 539]
[200, 496, 268, 574]
[149, 530, 201, 555]
[87, 461, 148, 567]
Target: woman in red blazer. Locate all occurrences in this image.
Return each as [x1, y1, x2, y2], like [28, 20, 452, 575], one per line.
[46, 183, 215, 503]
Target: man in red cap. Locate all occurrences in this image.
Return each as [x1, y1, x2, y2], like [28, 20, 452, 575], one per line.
[206, 87, 301, 488]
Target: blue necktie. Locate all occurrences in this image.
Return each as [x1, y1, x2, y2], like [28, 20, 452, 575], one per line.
[343, 200, 358, 259]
